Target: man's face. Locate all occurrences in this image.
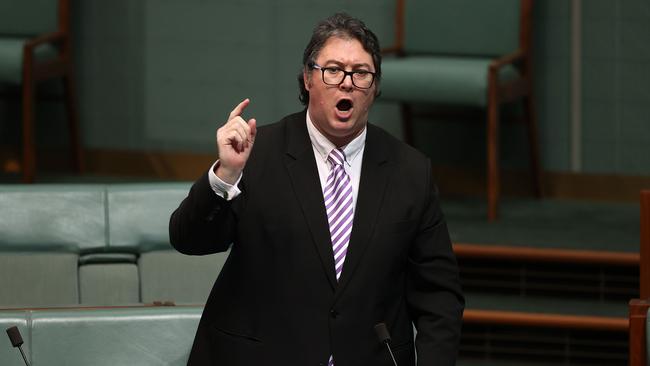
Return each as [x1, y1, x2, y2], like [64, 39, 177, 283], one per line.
[304, 36, 377, 147]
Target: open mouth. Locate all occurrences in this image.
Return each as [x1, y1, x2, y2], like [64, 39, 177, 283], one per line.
[336, 99, 353, 112]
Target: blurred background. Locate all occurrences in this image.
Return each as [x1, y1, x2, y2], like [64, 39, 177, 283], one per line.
[0, 0, 648, 189]
[0, 1, 649, 365]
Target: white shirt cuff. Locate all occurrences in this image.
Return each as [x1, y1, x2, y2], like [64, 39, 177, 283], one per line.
[208, 160, 242, 201]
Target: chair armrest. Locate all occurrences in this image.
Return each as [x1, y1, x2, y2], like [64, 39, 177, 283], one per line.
[488, 49, 525, 71]
[23, 31, 67, 51]
[629, 298, 650, 366]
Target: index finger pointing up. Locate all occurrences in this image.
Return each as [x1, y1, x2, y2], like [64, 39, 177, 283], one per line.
[229, 98, 250, 120]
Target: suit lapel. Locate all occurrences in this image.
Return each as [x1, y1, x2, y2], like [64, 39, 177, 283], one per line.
[335, 124, 390, 299]
[283, 112, 338, 290]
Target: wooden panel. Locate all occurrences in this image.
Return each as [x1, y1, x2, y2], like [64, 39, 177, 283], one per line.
[464, 309, 627, 332]
[641, 191, 650, 298]
[454, 243, 639, 266]
[85, 149, 214, 180]
[629, 299, 650, 366]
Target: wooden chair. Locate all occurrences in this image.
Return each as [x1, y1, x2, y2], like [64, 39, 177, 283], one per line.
[629, 299, 649, 366]
[0, 0, 83, 183]
[381, 0, 542, 221]
[641, 190, 650, 298]
[629, 190, 650, 366]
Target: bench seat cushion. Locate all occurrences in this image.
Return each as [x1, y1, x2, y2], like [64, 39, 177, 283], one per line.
[0, 253, 79, 307]
[139, 250, 228, 304]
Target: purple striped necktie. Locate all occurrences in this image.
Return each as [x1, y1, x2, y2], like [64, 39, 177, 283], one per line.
[323, 148, 354, 282]
[324, 148, 354, 366]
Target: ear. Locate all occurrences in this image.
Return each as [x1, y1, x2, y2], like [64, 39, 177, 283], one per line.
[303, 68, 311, 91]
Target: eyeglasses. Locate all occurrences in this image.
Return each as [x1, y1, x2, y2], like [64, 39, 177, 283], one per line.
[310, 63, 376, 89]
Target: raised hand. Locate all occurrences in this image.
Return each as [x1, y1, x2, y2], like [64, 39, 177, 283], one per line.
[214, 98, 257, 184]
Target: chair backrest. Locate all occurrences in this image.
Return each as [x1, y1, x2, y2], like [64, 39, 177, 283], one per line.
[105, 183, 228, 305]
[0, 312, 30, 366]
[0, 0, 60, 36]
[0, 306, 202, 366]
[30, 307, 201, 365]
[401, 0, 526, 56]
[106, 183, 191, 252]
[0, 184, 106, 252]
[0, 184, 105, 308]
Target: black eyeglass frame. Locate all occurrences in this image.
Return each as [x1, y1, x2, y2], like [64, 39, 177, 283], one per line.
[310, 63, 377, 89]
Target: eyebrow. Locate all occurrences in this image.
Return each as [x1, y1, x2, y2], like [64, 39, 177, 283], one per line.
[323, 60, 373, 70]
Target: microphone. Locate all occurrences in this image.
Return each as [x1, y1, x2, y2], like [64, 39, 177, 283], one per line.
[6, 326, 31, 366]
[374, 322, 398, 366]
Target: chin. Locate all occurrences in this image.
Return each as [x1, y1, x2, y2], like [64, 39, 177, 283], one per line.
[330, 118, 355, 130]
[333, 121, 362, 136]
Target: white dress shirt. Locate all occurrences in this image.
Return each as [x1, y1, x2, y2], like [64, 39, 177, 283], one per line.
[305, 111, 365, 209]
[208, 110, 366, 205]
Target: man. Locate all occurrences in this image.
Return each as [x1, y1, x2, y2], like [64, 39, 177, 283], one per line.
[170, 13, 464, 366]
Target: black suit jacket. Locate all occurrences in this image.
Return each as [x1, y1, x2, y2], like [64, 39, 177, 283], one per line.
[169, 110, 464, 366]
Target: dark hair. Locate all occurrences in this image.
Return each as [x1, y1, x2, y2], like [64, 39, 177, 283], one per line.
[297, 13, 382, 105]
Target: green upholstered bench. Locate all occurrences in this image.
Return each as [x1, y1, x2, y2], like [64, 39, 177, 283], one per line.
[0, 183, 229, 308]
[0, 185, 106, 307]
[77, 253, 140, 305]
[0, 311, 29, 366]
[0, 306, 202, 365]
[106, 184, 229, 304]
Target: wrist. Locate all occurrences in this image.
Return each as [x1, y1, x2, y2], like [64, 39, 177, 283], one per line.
[214, 161, 240, 184]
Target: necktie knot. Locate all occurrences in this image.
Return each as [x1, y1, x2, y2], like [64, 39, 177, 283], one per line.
[328, 148, 346, 168]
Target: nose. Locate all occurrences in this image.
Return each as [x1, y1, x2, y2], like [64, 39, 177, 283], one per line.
[339, 73, 354, 90]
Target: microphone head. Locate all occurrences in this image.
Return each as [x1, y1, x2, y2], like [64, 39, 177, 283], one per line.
[6, 326, 24, 347]
[374, 322, 391, 343]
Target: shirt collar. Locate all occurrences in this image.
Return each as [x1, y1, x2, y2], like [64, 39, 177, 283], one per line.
[306, 109, 366, 167]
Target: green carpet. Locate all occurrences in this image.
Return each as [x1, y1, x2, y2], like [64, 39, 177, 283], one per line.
[442, 198, 639, 253]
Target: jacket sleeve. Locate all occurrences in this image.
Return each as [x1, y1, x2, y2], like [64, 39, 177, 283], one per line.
[407, 161, 465, 366]
[169, 170, 239, 255]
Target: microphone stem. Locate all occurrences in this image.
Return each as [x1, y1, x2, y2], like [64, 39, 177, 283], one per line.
[384, 342, 398, 366]
[19, 346, 31, 366]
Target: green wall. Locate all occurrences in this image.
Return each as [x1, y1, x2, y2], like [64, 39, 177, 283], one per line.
[581, 0, 650, 174]
[2, 0, 648, 176]
[71, 0, 397, 153]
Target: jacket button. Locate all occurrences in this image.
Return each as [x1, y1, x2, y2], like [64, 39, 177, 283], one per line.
[330, 309, 339, 318]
